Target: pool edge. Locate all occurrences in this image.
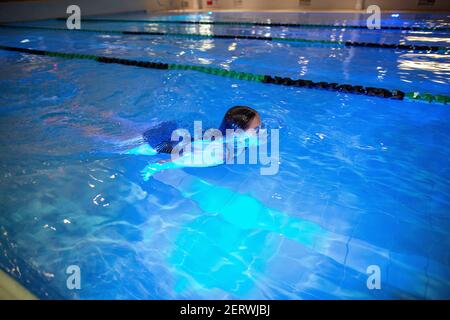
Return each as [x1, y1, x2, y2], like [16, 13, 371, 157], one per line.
[0, 269, 38, 300]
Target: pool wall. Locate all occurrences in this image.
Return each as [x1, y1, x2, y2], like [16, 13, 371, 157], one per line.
[189, 0, 450, 11]
[0, 270, 37, 300]
[0, 1, 161, 23]
[1, 0, 449, 23]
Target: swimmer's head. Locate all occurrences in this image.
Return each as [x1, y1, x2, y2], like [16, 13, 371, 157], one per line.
[219, 106, 261, 135]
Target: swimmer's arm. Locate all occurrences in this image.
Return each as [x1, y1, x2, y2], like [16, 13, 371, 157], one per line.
[226, 145, 232, 162]
[140, 152, 224, 180]
[123, 144, 158, 156]
[140, 140, 227, 180]
[141, 161, 183, 181]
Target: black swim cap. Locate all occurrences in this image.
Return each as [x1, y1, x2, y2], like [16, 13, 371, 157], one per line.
[219, 106, 259, 134]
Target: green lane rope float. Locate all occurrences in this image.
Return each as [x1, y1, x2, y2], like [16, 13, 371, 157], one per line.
[64, 18, 450, 32]
[1, 24, 448, 53]
[0, 45, 448, 105]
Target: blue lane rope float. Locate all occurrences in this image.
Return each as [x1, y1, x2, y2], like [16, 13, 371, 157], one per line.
[0, 45, 448, 105]
[63, 17, 450, 32]
[1, 24, 448, 53]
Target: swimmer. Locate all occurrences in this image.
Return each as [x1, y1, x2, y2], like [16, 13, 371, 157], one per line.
[125, 106, 263, 179]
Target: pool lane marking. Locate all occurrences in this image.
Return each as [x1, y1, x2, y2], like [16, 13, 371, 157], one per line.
[60, 17, 450, 32]
[0, 44, 448, 105]
[0, 24, 339, 47]
[1, 24, 448, 53]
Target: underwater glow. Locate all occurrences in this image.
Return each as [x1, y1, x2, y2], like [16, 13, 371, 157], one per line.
[154, 170, 328, 295]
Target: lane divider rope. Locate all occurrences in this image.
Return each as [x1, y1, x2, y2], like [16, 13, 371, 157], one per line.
[1, 24, 448, 53]
[0, 44, 448, 105]
[63, 18, 450, 32]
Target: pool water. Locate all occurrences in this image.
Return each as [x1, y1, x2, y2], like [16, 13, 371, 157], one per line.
[0, 12, 449, 299]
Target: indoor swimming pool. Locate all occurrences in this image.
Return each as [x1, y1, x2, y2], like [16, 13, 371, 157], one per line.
[0, 11, 449, 299]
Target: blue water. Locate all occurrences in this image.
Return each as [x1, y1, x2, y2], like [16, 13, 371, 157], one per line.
[14, 18, 450, 47]
[0, 12, 449, 300]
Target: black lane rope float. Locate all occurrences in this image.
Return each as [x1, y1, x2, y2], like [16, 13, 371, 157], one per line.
[0, 44, 448, 105]
[62, 18, 450, 32]
[1, 24, 448, 53]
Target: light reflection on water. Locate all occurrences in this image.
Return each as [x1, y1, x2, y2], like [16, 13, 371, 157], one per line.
[398, 53, 450, 73]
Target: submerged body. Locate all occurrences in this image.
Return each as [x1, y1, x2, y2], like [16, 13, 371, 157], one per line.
[125, 106, 263, 178]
